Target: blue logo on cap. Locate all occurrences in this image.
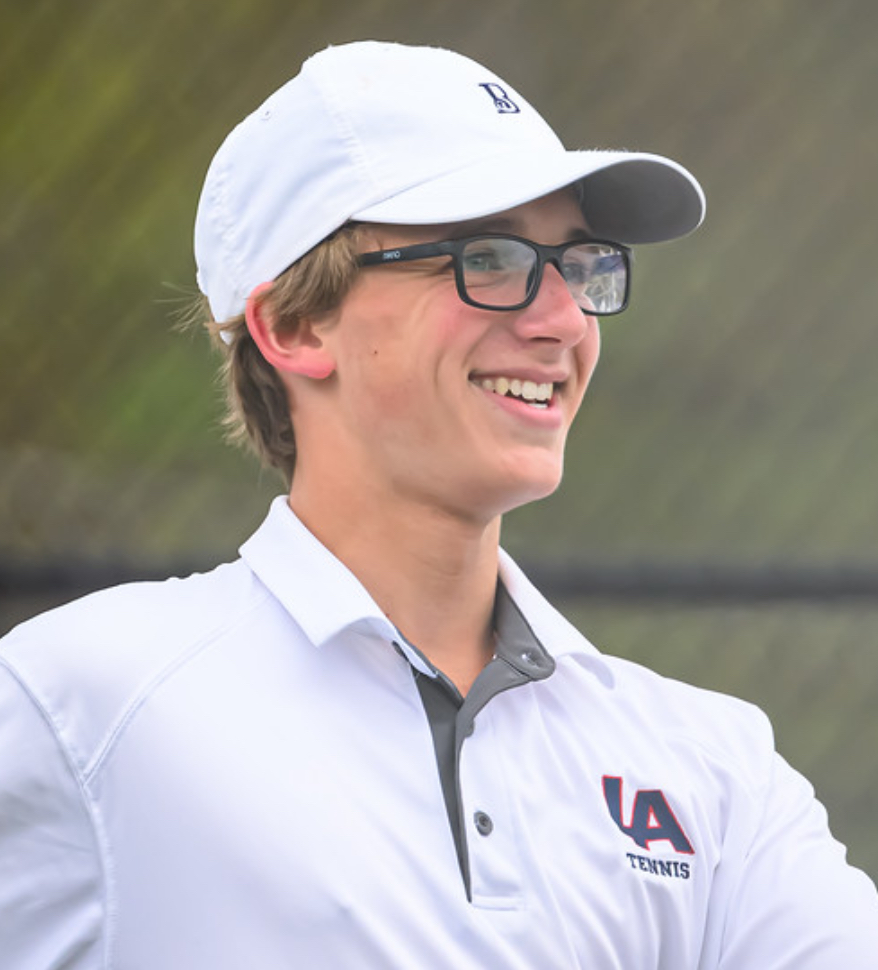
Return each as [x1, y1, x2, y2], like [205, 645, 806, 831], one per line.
[479, 82, 520, 114]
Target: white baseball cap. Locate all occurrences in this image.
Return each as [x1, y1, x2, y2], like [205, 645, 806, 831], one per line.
[195, 40, 705, 323]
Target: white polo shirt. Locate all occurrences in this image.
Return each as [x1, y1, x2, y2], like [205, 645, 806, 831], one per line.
[1, 497, 876, 968]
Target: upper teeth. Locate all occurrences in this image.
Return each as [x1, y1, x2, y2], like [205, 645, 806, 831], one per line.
[477, 377, 554, 402]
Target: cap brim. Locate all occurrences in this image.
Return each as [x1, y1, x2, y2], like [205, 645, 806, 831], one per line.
[353, 149, 704, 244]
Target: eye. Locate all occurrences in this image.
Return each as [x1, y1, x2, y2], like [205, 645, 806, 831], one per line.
[561, 260, 590, 286]
[462, 245, 505, 274]
[562, 250, 623, 287]
[462, 238, 536, 276]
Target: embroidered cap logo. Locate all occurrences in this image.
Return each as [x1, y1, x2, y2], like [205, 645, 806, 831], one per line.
[478, 82, 521, 114]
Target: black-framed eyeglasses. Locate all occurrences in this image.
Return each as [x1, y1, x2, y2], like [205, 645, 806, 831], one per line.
[357, 233, 631, 316]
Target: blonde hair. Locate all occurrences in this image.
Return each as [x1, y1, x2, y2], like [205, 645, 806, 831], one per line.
[197, 225, 364, 484]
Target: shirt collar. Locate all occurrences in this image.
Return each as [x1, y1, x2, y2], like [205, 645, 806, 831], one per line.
[240, 496, 612, 684]
[498, 548, 613, 684]
[240, 496, 397, 647]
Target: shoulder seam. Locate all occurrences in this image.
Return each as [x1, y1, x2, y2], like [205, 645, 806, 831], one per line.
[0, 657, 114, 965]
[83, 583, 273, 783]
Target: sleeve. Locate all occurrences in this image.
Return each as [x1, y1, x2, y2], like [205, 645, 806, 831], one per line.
[715, 751, 878, 969]
[0, 662, 105, 968]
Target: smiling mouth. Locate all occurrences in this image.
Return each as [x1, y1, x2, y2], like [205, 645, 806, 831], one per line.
[472, 376, 556, 409]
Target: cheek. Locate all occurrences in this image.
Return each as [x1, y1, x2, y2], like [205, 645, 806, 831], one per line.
[366, 300, 470, 382]
[429, 301, 471, 342]
[333, 285, 475, 418]
[343, 338, 423, 421]
[577, 320, 602, 395]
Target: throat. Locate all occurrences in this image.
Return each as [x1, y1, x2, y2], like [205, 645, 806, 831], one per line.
[401, 626, 496, 698]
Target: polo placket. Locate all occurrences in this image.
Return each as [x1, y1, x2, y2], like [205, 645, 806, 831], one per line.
[458, 704, 527, 908]
[404, 583, 555, 903]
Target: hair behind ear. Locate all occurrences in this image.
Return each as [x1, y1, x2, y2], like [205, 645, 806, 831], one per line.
[190, 224, 364, 485]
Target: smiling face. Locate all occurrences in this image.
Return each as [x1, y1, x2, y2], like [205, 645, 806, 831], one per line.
[288, 189, 601, 527]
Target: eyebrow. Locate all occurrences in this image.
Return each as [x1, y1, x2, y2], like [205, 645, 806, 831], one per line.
[455, 215, 517, 234]
[445, 214, 593, 241]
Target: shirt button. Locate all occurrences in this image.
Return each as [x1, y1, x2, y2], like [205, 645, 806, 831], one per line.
[520, 649, 539, 666]
[474, 811, 494, 836]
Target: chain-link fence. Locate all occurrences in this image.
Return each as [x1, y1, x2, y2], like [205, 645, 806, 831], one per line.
[2, 0, 877, 880]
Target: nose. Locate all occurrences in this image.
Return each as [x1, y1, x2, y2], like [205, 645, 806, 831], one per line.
[511, 263, 593, 348]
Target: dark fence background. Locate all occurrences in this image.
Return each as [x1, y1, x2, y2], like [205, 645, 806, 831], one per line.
[2, 0, 877, 881]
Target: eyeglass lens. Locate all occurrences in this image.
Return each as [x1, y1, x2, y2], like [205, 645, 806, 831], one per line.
[460, 238, 626, 313]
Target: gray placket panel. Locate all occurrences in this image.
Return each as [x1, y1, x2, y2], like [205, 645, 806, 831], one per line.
[402, 581, 556, 899]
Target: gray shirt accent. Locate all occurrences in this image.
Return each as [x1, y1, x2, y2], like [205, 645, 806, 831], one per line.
[400, 581, 556, 898]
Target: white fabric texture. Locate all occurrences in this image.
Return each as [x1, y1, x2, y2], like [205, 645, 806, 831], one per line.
[1, 496, 876, 968]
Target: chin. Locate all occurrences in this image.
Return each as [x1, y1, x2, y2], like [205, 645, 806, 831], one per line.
[491, 461, 566, 516]
[506, 478, 563, 513]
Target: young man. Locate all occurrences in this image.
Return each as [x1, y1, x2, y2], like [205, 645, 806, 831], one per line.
[1, 40, 876, 969]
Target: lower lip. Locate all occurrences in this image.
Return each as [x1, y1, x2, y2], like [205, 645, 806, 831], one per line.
[474, 385, 565, 429]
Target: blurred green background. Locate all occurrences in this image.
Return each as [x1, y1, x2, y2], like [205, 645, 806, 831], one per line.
[2, 0, 877, 881]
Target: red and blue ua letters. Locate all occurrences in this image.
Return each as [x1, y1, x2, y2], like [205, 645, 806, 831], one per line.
[603, 775, 695, 854]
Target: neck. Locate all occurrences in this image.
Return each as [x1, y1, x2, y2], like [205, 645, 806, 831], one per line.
[288, 476, 501, 695]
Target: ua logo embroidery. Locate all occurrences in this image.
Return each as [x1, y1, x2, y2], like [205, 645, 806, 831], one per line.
[478, 82, 520, 114]
[603, 776, 695, 854]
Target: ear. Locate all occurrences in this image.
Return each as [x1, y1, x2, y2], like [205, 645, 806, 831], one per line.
[244, 282, 336, 379]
